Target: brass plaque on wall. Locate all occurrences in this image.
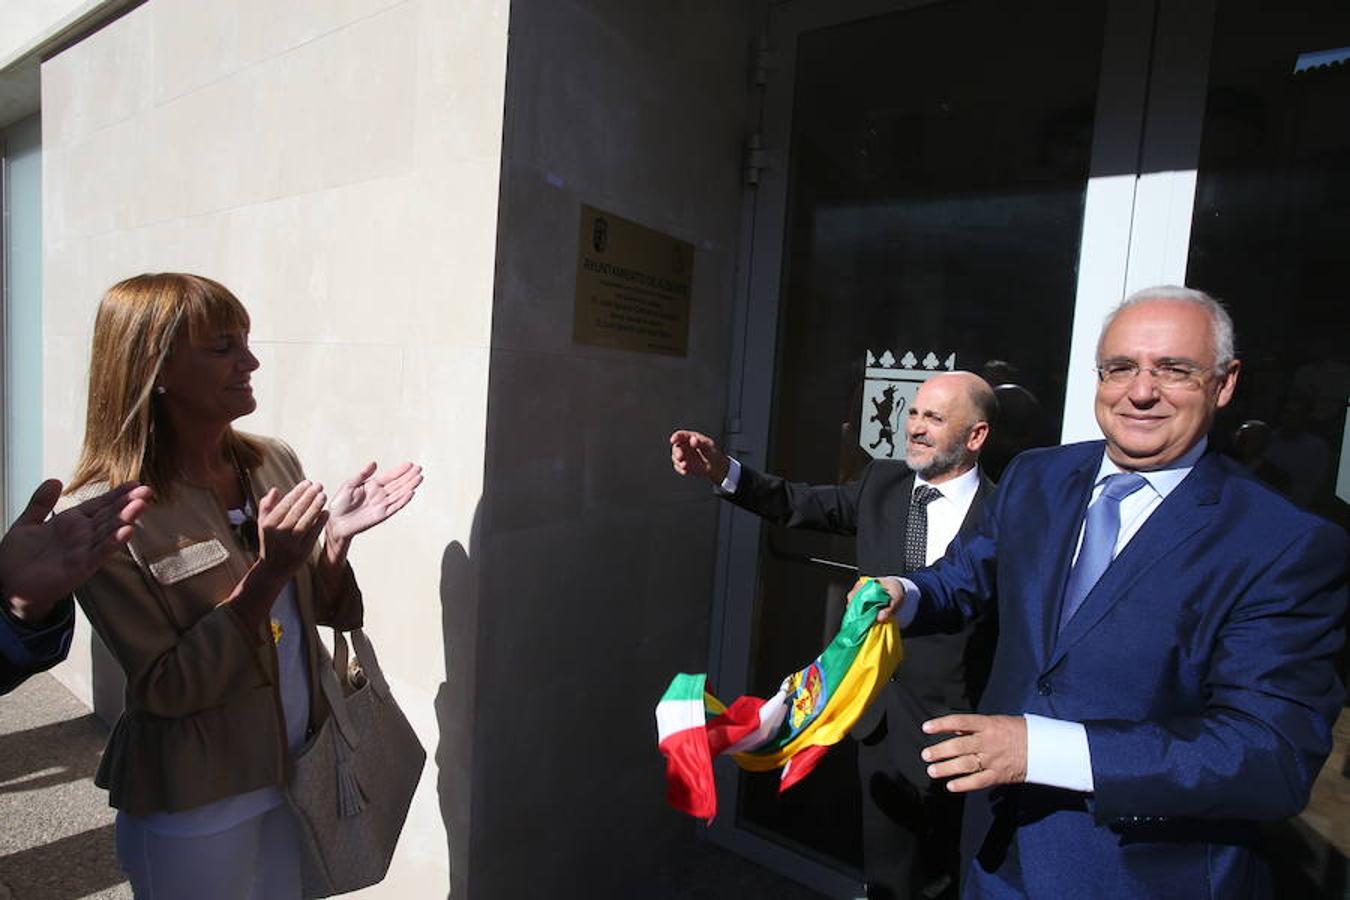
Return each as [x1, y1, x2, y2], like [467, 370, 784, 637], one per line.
[573, 204, 693, 356]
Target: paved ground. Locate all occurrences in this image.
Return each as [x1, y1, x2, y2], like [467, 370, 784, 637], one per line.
[0, 675, 127, 900]
[0, 674, 827, 900]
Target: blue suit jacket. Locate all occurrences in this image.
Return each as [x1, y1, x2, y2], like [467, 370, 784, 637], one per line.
[0, 597, 75, 695]
[907, 441, 1347, 899]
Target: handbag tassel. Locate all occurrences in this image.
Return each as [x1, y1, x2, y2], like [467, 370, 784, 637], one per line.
[334, 730, 367, 818]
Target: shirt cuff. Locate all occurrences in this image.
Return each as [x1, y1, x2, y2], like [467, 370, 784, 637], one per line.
[718, 457, 742, 494]
[1023, 714, 1094, 792]
[878, 577, 921, 628]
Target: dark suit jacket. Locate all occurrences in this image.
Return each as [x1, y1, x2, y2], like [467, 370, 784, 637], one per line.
[0, 597, 75, 695]
[727, 459, 996, 786]
[907, 441, 1348, 899]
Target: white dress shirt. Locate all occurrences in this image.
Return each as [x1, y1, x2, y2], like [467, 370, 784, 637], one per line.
[898, 438, 1209, 793]
[914, 466, 982, 564]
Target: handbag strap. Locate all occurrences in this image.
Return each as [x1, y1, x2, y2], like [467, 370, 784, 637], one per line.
[316, 627, 394, 746]
[316, 628, 360, 749]
[348, 628, 395, 703]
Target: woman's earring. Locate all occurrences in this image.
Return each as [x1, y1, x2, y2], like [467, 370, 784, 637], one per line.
[154, 385, 166, 396]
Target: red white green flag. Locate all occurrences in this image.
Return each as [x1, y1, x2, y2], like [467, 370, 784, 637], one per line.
[656, 578, 903, 821]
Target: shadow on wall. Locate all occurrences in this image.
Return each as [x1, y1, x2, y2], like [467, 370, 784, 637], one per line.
[436, 499, 482, 899]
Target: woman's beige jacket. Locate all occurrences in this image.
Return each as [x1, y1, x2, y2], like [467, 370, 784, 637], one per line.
[65, 435, 362, 815]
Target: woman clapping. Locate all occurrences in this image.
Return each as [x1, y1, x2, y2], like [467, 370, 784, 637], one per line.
[65, 273, 421, 899]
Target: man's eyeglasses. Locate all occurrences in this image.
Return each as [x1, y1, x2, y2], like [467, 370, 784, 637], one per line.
[1095, 361, 1214, 389]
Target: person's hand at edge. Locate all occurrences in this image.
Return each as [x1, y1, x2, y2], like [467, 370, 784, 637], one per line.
[670, 430, 730, 484]
[1, 479, 152, 624]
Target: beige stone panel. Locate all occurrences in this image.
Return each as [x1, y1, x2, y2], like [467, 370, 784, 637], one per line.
[230, 340, 399, 461]
[148, 0, 242, 106]
[138, 212, 240, 284]
[39, 7, 153, 149]
[42, 232, 141, 338]
[235, 0, 407, 67]
[193, 168, 495, 350]
[42, 333, 91, 479]
[137, 68, 258, 226]
[103, 210, 236, 285]
[350, 343, 485, 728]
[243, 340, 486, 553]
[412, 0, 510, 167]
[225, 178, 418, 346]
[44, 115, 151, 240]
[199, 193, 338, 344]
[394, 344, 488, 534]
[122, 3, 414, 227]
[252, 3, 416, 204]
[359, 163, 499, 349]
[44, 215, 249, 340]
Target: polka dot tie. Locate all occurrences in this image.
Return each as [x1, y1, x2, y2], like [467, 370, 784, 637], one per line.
[904, 484, 943, 573]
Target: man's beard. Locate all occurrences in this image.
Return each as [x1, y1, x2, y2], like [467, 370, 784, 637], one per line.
[906, 437, 967, 480]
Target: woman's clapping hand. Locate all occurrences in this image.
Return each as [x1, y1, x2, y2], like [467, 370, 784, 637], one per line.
[325, 462, 423, 542]
[256, 480, 328, 576]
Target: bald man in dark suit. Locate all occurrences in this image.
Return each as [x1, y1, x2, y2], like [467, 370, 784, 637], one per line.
[672, 371, 999, 900]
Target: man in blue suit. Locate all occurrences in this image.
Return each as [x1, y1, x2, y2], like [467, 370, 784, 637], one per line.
[869, 286, 1347, 898]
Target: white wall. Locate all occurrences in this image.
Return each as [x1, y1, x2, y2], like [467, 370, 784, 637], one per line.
[40, 0, 510, 893]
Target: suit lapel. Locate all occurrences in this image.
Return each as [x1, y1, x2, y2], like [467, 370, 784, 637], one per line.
[959, 474, 992, 533]
[1049, 453, 1224, 666]
[888, 472, 916, 569]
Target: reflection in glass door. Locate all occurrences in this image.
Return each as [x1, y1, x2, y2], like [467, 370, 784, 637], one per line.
[1184, 9, 1350, 890]
[1186, 0, 1350, 530]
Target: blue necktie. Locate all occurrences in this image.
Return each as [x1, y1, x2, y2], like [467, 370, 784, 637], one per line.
[1059, 472, 1148, 633]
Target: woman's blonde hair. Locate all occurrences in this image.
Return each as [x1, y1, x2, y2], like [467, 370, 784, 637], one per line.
[68, 273, 264, 497]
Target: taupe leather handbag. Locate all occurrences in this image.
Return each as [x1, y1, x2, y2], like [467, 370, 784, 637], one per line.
[287, 628, 426, 898]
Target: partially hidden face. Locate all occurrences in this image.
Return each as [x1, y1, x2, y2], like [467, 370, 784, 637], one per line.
[157, 327, 259, 427]
[1094, 299, 1238, 470]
